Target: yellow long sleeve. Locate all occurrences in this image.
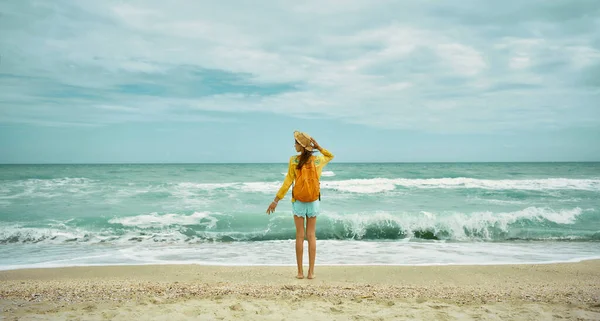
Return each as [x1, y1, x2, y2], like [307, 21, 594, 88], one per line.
[316, 148, 334, 169]
[276, 157, 296, 200]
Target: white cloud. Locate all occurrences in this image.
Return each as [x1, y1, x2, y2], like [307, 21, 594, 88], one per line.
[567, 46, 600, 68]
[291, 0, 380, 14]
[95, 105, 140, 113]
[0, 0, 598, 132]
[435, 43, 487, 76]
[509, 56, 531, 69]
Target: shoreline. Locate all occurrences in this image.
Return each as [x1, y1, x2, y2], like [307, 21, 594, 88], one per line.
[2, 260, 600, 320]
[3, 254, 600, 272]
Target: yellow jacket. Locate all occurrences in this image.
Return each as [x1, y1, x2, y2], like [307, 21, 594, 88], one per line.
[276, 148, 334, 202]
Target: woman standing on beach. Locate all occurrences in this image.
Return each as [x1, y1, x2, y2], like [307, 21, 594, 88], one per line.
[266, 131, 334, 279]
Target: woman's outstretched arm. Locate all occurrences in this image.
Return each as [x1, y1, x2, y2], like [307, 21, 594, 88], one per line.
[267, 157, 295, 214]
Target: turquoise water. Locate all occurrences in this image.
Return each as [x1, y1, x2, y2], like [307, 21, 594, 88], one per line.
[1, 163, 599, 269]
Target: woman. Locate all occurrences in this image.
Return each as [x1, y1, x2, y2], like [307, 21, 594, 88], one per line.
[266, 131, 334, 279]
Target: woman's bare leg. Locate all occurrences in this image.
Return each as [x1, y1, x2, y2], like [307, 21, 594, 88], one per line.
[306, 216, 317, 279]
[293, 215, 305, 279]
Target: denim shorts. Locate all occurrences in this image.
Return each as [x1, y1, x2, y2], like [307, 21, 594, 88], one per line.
[292, 200, 320, 218]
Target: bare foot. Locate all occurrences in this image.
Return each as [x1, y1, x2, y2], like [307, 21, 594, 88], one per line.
[307, 273, 315, 279]
[296, 274, 304, 279]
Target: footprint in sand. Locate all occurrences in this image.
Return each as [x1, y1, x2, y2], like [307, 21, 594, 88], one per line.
[229, 303, 243, 311]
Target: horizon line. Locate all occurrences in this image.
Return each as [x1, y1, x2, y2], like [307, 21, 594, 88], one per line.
[1, 161, 599, 165]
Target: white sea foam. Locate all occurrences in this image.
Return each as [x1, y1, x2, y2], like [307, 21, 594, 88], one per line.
[175, 177, 600, 196]
[0, 206, 589, 246]
[240, 182, 281, 193]
[466, 196, 524, 205]
[175, 181, 281, 194]
[5, 176, 595, 203]
[322, 207, 584, 240]
[0, 191, 61, 199]
[0, 177, 97, 199]
[322, 179, 396, 193]
[108, 211, 218, 229]
[282, 171, 336, 177]
[0, 224, 92, 244]
[323, 177, 600, 193]
[176, 182, 236, 190]
[3, 241, 600, 270]
[23, 177, 94, 186]
[15, 178, 95, 192]
[321, 171, 336, 177]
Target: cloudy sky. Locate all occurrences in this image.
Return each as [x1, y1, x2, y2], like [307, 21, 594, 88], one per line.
[1, 0, 599, 163]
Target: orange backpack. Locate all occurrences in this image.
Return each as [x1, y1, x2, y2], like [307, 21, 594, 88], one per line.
[293, 156, 320, 202]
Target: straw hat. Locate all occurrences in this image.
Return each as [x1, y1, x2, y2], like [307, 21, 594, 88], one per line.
[294, 131, 313, 151]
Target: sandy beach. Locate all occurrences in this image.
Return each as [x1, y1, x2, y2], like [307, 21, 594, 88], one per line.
[1, 260, 600, 320]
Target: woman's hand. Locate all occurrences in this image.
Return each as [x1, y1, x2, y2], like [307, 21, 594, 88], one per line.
[266, 201, 278, 215]
[310, 138, 321, 150]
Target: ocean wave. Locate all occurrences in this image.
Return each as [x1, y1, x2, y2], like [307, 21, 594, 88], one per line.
[176, 177, 600, 195]
[4, 177, 95, 188]
[323, 178, 600, 193]
[466, 196, 525, 205]
[240, 182, 282, 193]
[320, 207, 584, 241]
[0, 224, 95, 244]
[2, 177, 597, 202]
[0, 177, 97, 199]
[322, 171, 336, 177]
[0, 223, 195, 245]
[176, 182, 236, 190]
[282, 171, 336, 177]
[1, 207, 594, 244]
[108, 211, 218, 229]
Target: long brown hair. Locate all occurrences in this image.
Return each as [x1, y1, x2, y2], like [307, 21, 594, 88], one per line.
[296, 148, 313, 170]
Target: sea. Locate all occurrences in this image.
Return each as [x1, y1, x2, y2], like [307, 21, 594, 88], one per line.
[1, 162, 599, 270]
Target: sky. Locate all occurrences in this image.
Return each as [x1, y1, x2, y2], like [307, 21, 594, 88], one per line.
[0, 0, 599, 163]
